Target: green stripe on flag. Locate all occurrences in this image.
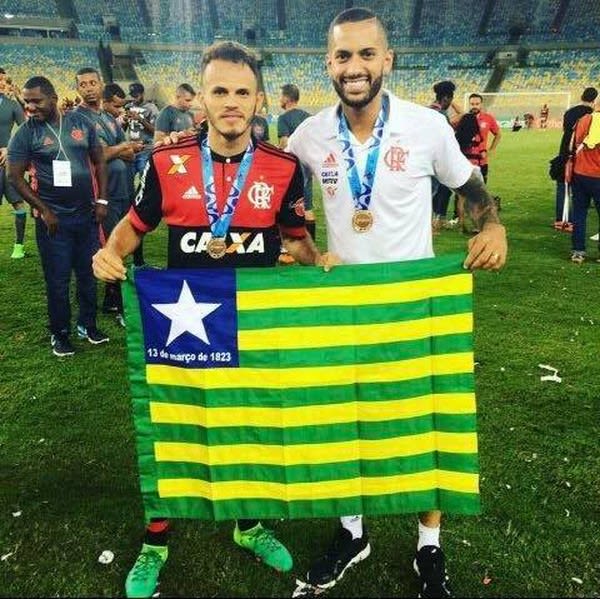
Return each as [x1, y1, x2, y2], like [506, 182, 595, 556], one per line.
[147, 373, 475, 408]
[239, 333, 473, 368]
[154, 452, 480, 484]
[237, 295, 472, 330]
[152, 413, 478, 446]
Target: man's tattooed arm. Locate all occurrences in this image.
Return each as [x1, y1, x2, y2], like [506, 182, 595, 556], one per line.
[455, 170, 501, 230]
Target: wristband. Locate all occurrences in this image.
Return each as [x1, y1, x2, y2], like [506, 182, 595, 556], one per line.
[95, 199, 108, 206]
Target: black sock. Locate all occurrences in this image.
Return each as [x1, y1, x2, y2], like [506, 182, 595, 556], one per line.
[237, 519, 259, 531]
[143, 518, 170, 546]
[103, 282, 123, 312]
[306, 220, 316, 241]
[15, 213, 26, 244]
[133, 242, 145, 267]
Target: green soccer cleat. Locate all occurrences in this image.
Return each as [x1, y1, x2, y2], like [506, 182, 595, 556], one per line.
[234, 522, 293, 572]
[125, 543, 168, 598]
[10, 243, 24, 259]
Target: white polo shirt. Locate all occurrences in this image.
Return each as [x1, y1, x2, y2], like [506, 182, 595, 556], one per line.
[287, 91, 474, 264]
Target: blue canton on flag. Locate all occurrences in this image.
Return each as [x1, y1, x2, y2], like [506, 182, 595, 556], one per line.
[135, 268, 239, 368]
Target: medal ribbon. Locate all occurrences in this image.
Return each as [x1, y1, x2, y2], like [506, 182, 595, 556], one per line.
[200, 136, 254, 238]
[338, 93, 389, 211]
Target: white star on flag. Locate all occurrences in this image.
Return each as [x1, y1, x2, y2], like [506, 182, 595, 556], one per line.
[152, 280, 221, 346]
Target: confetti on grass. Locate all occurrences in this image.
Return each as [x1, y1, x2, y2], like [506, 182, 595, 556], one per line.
[538, 363, 562, 383]
[98, 550, 114, 565]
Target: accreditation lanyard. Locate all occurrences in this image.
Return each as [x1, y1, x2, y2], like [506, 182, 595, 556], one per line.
[45, 115, 73, 187]
[45, 114, 69, 161]
[337, 93, 389, 210]
[200, 136, 254, 238]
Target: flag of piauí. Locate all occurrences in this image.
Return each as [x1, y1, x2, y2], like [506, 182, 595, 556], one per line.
[123, 254, 479, 521]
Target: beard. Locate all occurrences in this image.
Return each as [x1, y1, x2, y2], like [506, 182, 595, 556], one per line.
[332, 73, 384, 109]
[204, 101, 258, 143]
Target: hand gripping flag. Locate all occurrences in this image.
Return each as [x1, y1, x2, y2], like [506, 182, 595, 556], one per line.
[123, 254, 479, 521]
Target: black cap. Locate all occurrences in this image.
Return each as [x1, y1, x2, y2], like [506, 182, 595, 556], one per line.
[129, 82, 144, 96]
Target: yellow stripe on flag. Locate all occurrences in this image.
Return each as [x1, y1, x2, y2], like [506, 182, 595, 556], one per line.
[238, 313, 472, 351]
[150, 393, 476, 428]
[154, 432, 477, 466]
[147, 352, 474, 390]
[157, 470, 479, 500]
[236, 273, 472, 311]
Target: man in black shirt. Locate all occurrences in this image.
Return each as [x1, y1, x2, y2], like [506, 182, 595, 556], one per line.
[0, 67, 26, 258]
[278, 84, 315, 240]
[554, 87, 598, 229]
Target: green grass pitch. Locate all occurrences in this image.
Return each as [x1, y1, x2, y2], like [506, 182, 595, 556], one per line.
[0, 128, 598, 597]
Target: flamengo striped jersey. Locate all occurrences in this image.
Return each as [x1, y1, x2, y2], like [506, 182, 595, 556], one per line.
[128, 133, 307, 268]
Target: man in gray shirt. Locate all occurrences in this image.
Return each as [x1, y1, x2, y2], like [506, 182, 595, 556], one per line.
[124, 82, 159, 177]
[154, 83, 196, 143]
[0, 67, 26, 258]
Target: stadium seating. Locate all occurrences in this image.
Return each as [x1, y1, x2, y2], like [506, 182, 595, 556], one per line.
[261, 51, 491, 112]
[136, 50, 202, 90]
[144, 0, 212, 44]
[0, 0, 598, 116]
[1, 0, 57, 17]
[0, 43, 99, 101]
[3, 0, 598, 46]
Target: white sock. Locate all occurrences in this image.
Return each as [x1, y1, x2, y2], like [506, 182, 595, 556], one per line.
[340, 515, 363, 539]
[417, 521, 440, 550]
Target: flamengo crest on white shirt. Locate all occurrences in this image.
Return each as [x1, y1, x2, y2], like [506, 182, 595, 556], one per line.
[247, 181, 274, 209]
[180, 232, 265, 254]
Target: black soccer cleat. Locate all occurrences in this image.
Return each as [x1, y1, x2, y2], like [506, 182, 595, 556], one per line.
[292, 526, 370, 597]
[413, 545, 452, 598]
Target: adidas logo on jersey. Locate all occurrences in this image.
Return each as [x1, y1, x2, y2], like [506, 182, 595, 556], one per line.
[182, 185, 202, 200]
[323, 152, 338, 166]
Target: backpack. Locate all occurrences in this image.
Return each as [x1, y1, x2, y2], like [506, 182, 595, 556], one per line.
[565, 112, 600, 183]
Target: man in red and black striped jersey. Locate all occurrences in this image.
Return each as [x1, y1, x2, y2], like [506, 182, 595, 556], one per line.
[93, 41, 337, 598]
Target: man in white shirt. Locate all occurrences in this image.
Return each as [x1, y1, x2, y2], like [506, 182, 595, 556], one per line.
[288, 8, 507, 599]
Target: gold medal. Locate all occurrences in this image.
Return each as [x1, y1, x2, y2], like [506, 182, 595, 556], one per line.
[352, 210, 374, 233]
[207, 237, 227, 259]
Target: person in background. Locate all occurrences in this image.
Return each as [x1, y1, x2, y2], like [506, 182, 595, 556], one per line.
[554, 87, 598, 231]
[540, 103, 549, 129]
[124, 82, 158, 177]
[429, 80, 462, 230]
[567, 99, 600, 264]
[8, 76, 109, 356]
[124, 82, 157, 267]
[277, 83, 314, 264]
[250, 108, 270, 142]
[154, 83, 197, 143]
[0, 67, 26, 258]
